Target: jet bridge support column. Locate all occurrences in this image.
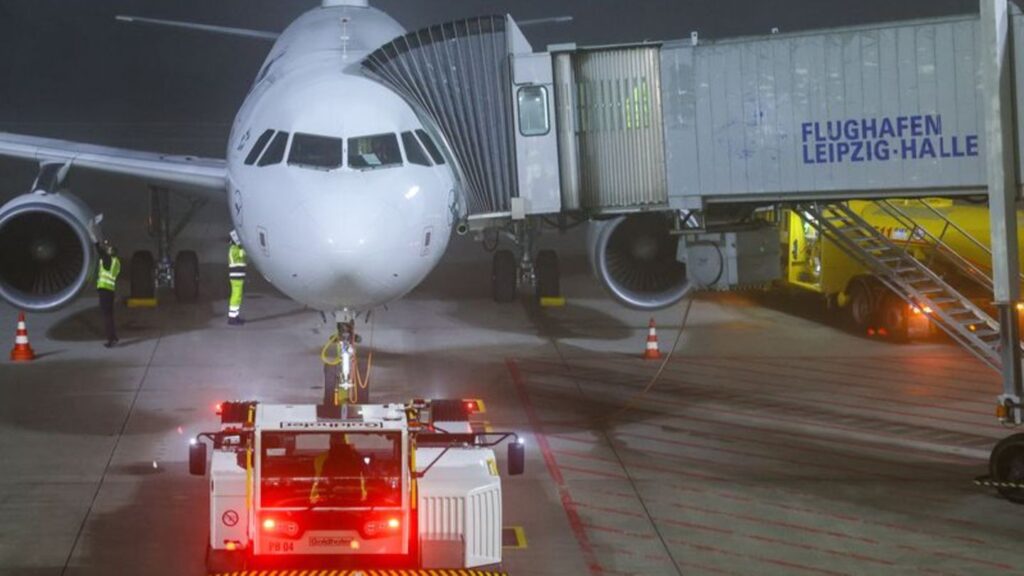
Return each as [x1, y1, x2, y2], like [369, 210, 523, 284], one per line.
[982, 0, 1023, 424]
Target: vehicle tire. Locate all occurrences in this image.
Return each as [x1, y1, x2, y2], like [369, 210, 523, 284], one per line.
[174, 250, 200, 303]
[492, 250, 517, 304]
[205, 544, 246, 573]
[846, 277, 875, 333]
[879, 292, 909, 342]
[129, 250, 155, 299]
[535, 249, 561, 300]
[990, 433, 1024, 504]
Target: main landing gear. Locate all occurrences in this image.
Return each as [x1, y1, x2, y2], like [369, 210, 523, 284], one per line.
[489, 221, 561, 304]
[129, 186, 208, 303]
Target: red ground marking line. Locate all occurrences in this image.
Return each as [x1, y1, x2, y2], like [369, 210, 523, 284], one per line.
[581, 522, 657, 540]
[543, 416, 975, 469]
[557, 463, 631, 481]
[669, 501, 880, 545]
[595, 543, 678, 564]
[533, 377, 992, 466]
[655, 516, 733, 535]
[897, 544, 1014, 570]
[675, 560, 744, 576]
[562, 357, 996, 428]
[616, 430, 916, 482]
[576, 502, 649, 519]
[742, 533, 894, 566]
[826, 355, 997, 387]
[506, 359, 604, 576]
[640, 478, 1013, 551]
[660, 359, 995, 424]
[623, 412, 978, 468]
[670, 539, 853, 576]
[728, 355, 997, 401]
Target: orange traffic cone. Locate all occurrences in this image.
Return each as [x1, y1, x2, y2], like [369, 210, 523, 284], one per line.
[643, 318, 661, 360]
[10, 312, 36, 362]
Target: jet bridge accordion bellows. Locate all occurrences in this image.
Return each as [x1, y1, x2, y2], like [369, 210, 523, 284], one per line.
[363, 16, 518, 217]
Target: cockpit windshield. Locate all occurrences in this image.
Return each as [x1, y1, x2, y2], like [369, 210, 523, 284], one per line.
[348, 133, 403, 170]
[260, 431, 402, 509]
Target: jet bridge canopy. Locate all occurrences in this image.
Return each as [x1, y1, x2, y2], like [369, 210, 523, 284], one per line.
[364, 8, 1024, 219]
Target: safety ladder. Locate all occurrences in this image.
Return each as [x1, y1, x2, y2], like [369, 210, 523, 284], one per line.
[796, 201, 1010, 373]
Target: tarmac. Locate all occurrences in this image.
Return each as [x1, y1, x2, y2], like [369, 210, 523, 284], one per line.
[1, 133, 1023, 576]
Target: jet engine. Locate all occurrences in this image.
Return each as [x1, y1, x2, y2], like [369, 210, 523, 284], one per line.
[588, 213, 692, 310]
[0, 192, 99, 311]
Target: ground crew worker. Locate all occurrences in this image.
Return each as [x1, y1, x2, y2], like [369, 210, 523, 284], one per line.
[95, 240, 120, 348]
[309, 435, 367, 505]
[228, 230, 247, 326]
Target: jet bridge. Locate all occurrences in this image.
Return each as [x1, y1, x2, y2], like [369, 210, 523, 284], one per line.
[364, 8, 1024, 219]
[364, 3, 1024, 470]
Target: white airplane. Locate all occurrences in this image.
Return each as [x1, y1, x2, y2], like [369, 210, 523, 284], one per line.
[0, 0, 690, 330]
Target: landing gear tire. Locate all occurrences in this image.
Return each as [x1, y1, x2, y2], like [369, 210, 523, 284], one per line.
[492, 250, 517, 304]
[846, 278, 875, 333]
[990, 433, 1024, 504]
[879, 293, 909, 342]
[205, 544, 246, 573]
[129, 250, 155, 299]
[174, 250, 200, 303]
[535, 249, 561, 301]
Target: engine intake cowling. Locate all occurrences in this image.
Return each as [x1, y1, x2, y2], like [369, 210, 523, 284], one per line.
[0, 192, 99, 311]
[588, 213, 692, 311]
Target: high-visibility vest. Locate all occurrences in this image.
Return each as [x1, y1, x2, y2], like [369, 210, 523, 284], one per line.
[229, 244, 247, 280]
[97, 257, 121, 291]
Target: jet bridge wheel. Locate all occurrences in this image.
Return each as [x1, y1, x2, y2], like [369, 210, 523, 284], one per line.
[990, 433, 1024, 504]
[492, 249, 517, 304]
[174, 250, 199, 303]
[535, 249, 561, 300]
[129, 250, 156, 299]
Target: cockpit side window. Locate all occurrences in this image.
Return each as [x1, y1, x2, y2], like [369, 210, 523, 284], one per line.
[258, 131, 290, 167]
[289, 133, 344, 170]
[348, 133, 402, 170]
[415, 129, 446, 165]
[245, 129, 276, 166]
[401, 131, 432, 167]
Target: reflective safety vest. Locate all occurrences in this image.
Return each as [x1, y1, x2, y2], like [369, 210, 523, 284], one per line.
[97, 257, 121, 291]
[229, 244, 247, 280]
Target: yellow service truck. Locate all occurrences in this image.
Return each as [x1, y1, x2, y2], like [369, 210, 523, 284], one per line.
[778, 199, 1024, 341]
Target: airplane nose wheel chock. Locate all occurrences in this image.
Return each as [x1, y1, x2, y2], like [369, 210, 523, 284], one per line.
[977, 433, 1024, 503]
[321, 316, 372, 407]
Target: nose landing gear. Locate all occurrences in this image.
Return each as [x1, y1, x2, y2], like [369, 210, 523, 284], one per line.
[321, 313, 371, 406]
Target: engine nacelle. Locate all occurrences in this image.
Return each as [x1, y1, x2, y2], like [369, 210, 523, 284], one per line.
[588, 213, 692, 310]
[0, 192, 99, 311]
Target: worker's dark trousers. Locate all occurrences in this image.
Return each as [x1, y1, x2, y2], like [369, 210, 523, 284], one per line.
[98, 289, 117, 343]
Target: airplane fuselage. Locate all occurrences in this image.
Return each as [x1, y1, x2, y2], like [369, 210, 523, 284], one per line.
[225, 3, 456, 313]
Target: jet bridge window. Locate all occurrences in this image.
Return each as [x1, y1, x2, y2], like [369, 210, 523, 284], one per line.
[348, 133, 402, 170]
[244, 129, 276, 166]
[289, 133, 344, 170]
[414, 129, 445, 165]
[258, 131, 290, 167]
[518, 86, 550, 137]
[401, 131, 432, 167]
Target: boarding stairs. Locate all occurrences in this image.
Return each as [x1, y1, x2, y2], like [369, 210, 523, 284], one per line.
[797, 201, 1018, 373]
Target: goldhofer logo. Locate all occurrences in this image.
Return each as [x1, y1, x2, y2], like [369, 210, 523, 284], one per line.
[309, 536, 350, 547]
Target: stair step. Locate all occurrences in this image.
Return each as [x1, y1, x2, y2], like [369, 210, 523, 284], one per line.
[946, 308, 974, 316]
[918, 287, 945, 294]
[929, 297, 957, 305]
[894, 267, 921, 274]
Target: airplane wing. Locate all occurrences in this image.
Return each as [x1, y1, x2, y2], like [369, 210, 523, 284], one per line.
[0, 132, 227, 191]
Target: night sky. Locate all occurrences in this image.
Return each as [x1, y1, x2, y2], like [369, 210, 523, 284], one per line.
[0, 0, 991, 125]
